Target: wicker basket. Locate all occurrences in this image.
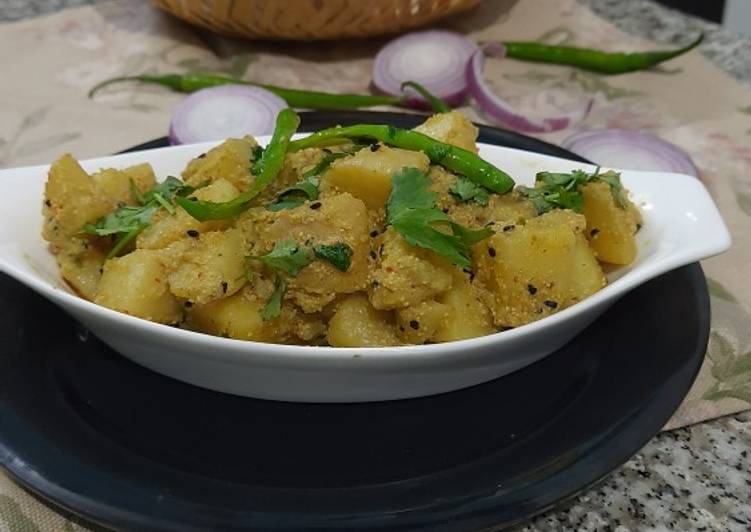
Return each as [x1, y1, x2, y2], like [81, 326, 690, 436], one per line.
[151, 0, 481, 41]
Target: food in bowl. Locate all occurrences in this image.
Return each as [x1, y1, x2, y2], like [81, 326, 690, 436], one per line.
[41, 110, 641, 347]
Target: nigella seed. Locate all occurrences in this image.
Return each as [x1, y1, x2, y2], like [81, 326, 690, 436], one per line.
[488, 247, 497, 257]
[99, 267, 104, 274]
[370, 230, 379, 238]
[409, 320, 420, 330]
[590, 228, 600, 237]
[379, 244, 385, 257]
[636, 223, 642, 231]
[399, 326, 405, 332]
[189, 197, 198, 202]
[503, 224, 515, 232]
[221, 282, 228, 294]
[527, 284, 537, 295]
[369, 251, 377, 260]
[184, 301, 193, 308]
[442, 207, 450, 214]
[44, 199, 51, 207]
[186, 229, 199, 238]
[309, 201, 322, 210]
[544, 300, 558, 309]
[322, 148, 333, 154]
[370, 144, 381, 152]
[197, 152, 207, 159]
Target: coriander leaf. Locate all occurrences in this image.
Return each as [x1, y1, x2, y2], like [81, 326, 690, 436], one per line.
[141, 176, 193, 204]
[387, 167, 492, 268]
[261, 276, 285, 321]
[516, 186, 553, 214]
[129, 178, 145, 203]
[266, 175, 319, 212]
[256, 240, 313, 276]
[449, 176, 490, 206]
[302, 151, 349, 179]
[82, 203, 158, 236]
[597, 171, 628, 208]
[520, 168, 626, 214]
[313, 243, 353, 272]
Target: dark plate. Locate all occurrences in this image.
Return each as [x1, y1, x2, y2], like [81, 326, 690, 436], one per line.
[0, 111, 709, 532]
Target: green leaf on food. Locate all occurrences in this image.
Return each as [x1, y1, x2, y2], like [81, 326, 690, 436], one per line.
[261, 276, 286, 321]
[266, 175, 320, 212]
[256, 240, 313, 276]
[387, 167, 492, 268]
[449, 176, 490, 206]
[518, 167, 626, 214]
[313, 243, 353, 272]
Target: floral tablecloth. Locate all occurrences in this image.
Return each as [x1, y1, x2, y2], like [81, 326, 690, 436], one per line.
[0, 0, 750, 530]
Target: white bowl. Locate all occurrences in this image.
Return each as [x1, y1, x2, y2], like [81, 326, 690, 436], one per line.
[0, 139, 730, 402]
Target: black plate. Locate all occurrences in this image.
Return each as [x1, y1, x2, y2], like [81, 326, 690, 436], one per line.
[0, 111, 709, 531]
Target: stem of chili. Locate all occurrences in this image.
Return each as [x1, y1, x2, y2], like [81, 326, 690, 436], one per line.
[88, 73, 405, 109]
[502, 33, 703, 75]
[288, 125, 515, 194]
[176, 108, 301, 221]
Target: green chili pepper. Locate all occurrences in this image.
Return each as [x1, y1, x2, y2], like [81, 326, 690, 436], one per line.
[288, 125, 515, 194]
[176, 108, 300, 221]
[502, 33, 703, 75]
[401, 81, 450, 113]
[88, 73, 405, 109]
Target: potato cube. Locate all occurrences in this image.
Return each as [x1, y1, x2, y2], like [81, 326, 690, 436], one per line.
[181, 137, 258, 190]
[476, 210, 606, 327]
[56, 236, 107, 300]
[92, 163, 156, 204]
[434, 269, 495, 342]
[370, 228, 454, 310]
[163, 229, 246, 305]
[413, 111, 479, 152]
[42, 154, 112, 245]
[322, 146, 429, 210]
[396, 300, 449, 344]
[327, 294, 399, 347]
[95, 249, 182, 323]
[581, 181, 640, 265]
[137, 178, 239, 250]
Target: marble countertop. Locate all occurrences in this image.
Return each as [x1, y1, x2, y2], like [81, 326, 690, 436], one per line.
[2, 1, 750, 531]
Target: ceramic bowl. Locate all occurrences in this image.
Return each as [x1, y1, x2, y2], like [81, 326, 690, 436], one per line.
[0, 139, 730, 402]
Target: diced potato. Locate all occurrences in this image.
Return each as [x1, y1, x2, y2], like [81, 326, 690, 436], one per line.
[322, 145, 429, 210]
[396, 300, 449, 344]
[56, 235, 107, 300]
[476, 210, 606, 327]
[186, 287, 295, 342]
[42, 154, 112, 246]
[91, 163, 156, 204]
[435, 269, 495, 342]
[370, 228, 454, 310]
[163, 229, 246, 305]
[95, 249, 182, 323]
[327, 294, 399, 347]
[181, 136, 258, 190]
[137, 178, 239, 250]
[251, 193, 370, 312]
[413, 111, 479, 152]
[581, 181, 640, 265]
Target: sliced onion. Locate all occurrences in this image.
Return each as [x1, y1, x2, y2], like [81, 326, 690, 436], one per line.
[372, 30, 478, 109]
[561, 128, 700, 177]
[169, 85, 288, 145]
[466, 43, 593, 133]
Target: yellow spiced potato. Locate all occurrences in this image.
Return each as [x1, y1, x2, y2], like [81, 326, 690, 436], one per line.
[41, 111, 640, 346]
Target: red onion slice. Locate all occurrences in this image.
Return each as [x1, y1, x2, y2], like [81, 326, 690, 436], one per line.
[561, 128, 700, 177]
[169, 85, 288, 145]
[372, 30, 478, 109]
[466, 43, 593, 133]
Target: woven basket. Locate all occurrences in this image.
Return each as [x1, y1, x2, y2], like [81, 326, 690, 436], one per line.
[151, 0, 481, 41]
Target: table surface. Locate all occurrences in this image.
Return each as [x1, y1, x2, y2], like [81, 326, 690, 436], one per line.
[1, 0, 750, 531]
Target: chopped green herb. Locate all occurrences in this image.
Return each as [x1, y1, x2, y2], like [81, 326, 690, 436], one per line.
[597, 171, 628, 208]
[261, 276, 286, 321]
[266, 175, 320, 212]
[255, 240, 313, 276]
[517, 167, 627, 214]
[386, 167, 492, 268]
[313, 243, 353, 272]
[449, 176, 490, 206]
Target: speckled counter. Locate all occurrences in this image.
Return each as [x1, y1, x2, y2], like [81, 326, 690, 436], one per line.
[1, 1, 750, 530]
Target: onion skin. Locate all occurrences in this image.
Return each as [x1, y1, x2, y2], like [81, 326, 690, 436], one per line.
[561, 128, 700, 177]
[466, 44, 592, 133]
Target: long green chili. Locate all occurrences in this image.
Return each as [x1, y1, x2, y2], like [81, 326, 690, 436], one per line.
[502, 33, 703, 75]
[176, 108, 300, 221]
[88, 73, 404, 109]
[401, 81, 450, 113]
[288, 125, 515, 194]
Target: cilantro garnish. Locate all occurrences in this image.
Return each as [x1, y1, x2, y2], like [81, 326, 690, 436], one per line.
[266, 151, 351, 212]
[518, 168, 627, 214]
[386, 167, 492, 268]
[83, 176, 194, 259]
[260, 276, 286, 321]
[449, 176, 490, 206]
[255, 240, 313, 276]
[313, 243, 353, 272]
